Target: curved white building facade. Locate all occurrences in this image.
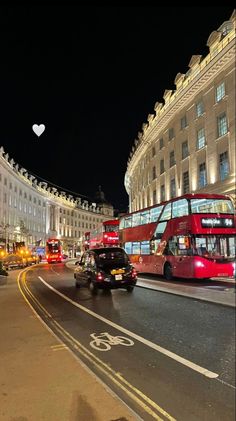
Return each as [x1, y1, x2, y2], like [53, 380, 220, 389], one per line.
[125, 11, 236, 212]
[0, 147, 113, 253]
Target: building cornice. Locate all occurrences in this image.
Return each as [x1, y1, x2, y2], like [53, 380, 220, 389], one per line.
[125, 28, 235, 194]
[0, 147, 105, 215]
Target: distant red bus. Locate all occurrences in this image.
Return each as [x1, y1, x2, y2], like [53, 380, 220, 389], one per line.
[88, 219, 119, 249]
[84, 232, 90, 251]
[119, 194, 236, 280]
[46, 239, 62, 263]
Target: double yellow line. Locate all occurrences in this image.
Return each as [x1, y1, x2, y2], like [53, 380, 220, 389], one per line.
[18, 269, 176, 421]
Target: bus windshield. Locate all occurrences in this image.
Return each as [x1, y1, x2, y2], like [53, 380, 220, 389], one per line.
[104, 224, 118, 232]
[194, 235, 235, 260]
[190, 198, 234, 214]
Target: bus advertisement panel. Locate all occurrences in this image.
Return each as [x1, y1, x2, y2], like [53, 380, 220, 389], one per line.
[46, 238, 62, 263]
[89, 219, 119, 249]
[119, 194, 236, 280]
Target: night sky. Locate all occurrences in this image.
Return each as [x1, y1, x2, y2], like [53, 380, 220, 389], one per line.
[1, 6, 234, 211]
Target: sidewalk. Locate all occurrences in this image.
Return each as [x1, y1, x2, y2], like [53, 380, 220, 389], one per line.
[0, 271, 138, 421]
[66, 260, 236, 308]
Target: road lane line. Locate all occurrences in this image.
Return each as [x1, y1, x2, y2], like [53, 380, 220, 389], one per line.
[50, 268, 61, 276]
[18, 271, 175, 421]
[38, 275, 219, 379]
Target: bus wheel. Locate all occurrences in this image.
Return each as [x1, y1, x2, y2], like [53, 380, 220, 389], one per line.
[164, 264, 173, 281]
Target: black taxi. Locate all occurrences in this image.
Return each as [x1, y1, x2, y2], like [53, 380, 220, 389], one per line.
[74, 247, 137, 293]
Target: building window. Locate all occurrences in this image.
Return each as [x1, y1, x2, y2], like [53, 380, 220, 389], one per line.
[153, 189, 156, 205]
[180, 115, 187, 129]
[182, 141, 189, 159]
[197, 127, 206, 149]
[199, 163, 207, 188]
[160, 185, 165, 202]
[219, 151, 229, 181]
[152, 146, 156, 157]
[216, 82, 225, 102]
[183, 171, 189, 194]
[217, 113, 228, 137]
[152, 166, 156, 180]
[159, 138, 164, 149]
[169, 128, 174, 141]
[196, 100, 204, 117]
[4, 178, 7, 186]
[160, 159, 165, 174]
[170, 178, 176, 199]
[169, 151, 175, 168]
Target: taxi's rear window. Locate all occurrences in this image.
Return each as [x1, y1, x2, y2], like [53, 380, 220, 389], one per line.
[96, 250, 129, 268]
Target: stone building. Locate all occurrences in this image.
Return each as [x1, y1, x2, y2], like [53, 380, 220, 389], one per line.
[125, 11, 235, 212]
[0, 147, 114, 254]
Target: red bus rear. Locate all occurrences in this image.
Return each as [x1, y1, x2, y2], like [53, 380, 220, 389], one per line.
[119, 194, 236, 280]
[84, 232, 90, 250]
[46, 239, 62, 263]
[89, 219, 119, 249]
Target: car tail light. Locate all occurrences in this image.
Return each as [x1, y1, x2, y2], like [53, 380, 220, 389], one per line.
[96, 272, 104, 281]
[131, 268, 137, 278]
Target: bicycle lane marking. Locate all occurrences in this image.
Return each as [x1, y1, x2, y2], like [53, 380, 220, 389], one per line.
[18, 271, 174, 421]
[89, 332, 135, 351]
[38, 275, 218, 379]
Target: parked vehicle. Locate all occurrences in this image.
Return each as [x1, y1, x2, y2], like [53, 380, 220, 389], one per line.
[2, 254, 27, 270]
[74, 247, 137, 293]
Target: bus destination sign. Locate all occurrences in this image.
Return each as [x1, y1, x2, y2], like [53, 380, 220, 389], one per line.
[201, 218, 234, 228]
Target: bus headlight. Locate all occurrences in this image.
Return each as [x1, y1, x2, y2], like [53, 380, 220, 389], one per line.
[195, 261, 205, 268]
[232, 262, 236, 277]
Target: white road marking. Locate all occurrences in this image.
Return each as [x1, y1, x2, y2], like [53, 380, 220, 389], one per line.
[38, 275, 219, 379]
[50, 268, 60, 276]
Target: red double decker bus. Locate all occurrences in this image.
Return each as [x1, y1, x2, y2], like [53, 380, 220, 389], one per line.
[88, 219, 119, 249]
[84, 232, 91, 251]
[46, 238, 62, 263]
[119, 194, 236, 280]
